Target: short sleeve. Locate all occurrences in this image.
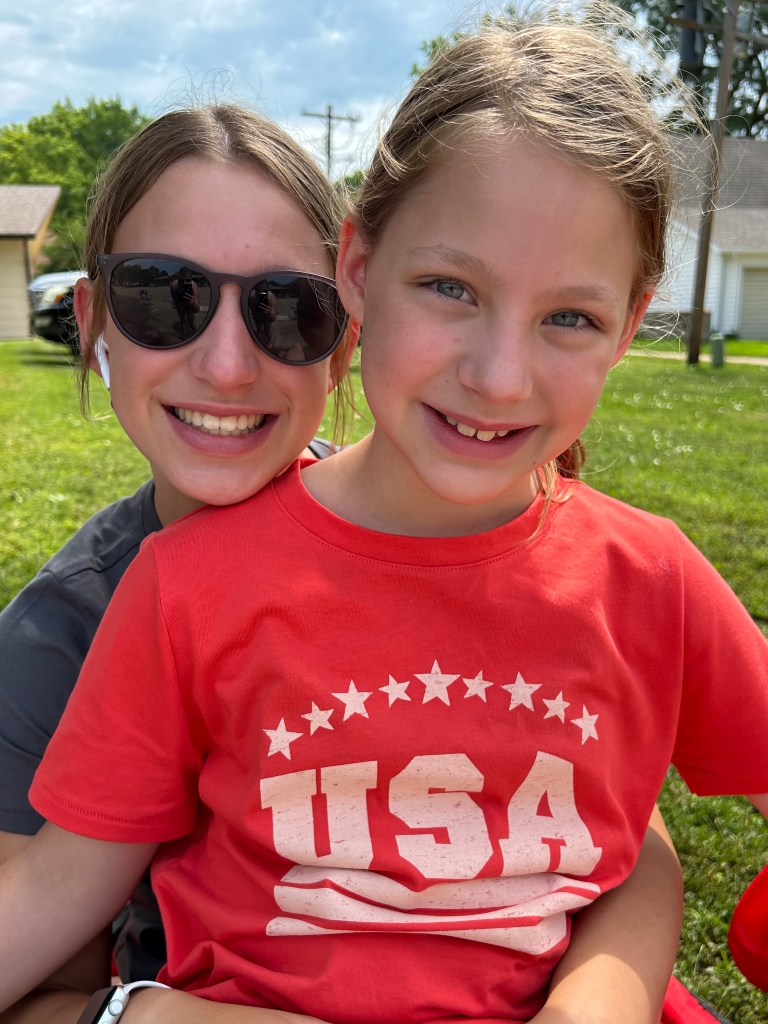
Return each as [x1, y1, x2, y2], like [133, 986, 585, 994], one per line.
[29, 539, 202, 843]
[672, 528, 768, 796]
[0, 572, 95, 834]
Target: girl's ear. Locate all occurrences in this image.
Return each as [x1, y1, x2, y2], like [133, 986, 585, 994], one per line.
[336, 216, 368, 327]
[74, 277, 102, 377]
[611, 290, 654, 367]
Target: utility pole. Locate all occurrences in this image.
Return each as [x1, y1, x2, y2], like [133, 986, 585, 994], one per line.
[302, 104, 360, 177]
[687, 0, 738, 365]
[668, 3, 768, 364]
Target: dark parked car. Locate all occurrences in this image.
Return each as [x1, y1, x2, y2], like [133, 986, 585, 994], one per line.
[30, 284, 79, 354]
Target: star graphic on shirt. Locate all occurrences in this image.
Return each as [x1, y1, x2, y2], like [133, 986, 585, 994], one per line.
[301, 702, 334, 735]
[264, 719, 303, 759]
[332, 680, 373, 720]
[463, 671, 494, 702]
[415, 661, 460, 706]
[542, 691, 570, 723]
[379, 676, 411, 706]
[571, 706, 599, 744]
[502, 672, 541, 711]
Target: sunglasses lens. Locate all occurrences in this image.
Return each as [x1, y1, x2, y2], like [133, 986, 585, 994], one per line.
[247, 275, 346, 364]
[109, 259, 212, 348]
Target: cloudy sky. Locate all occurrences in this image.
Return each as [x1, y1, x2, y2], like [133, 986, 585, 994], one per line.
[1, 1, 474, 176]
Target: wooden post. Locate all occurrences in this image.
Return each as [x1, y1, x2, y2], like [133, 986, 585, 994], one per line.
[687, 0, 738, 365]
[302, 105, 361, 178]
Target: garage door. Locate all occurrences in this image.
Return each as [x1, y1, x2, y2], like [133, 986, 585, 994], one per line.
[739, 268, 768, 340]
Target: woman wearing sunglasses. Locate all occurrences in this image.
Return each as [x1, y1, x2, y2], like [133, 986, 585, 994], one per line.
[0, 103, 354, 1023]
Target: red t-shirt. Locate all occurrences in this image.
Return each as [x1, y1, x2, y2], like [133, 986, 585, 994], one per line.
[31, 463, 768, 1022]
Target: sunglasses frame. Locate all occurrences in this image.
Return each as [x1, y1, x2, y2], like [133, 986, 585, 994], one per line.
[96, 253, 348, 366]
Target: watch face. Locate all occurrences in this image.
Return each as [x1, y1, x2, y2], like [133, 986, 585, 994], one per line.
[76, 987, 116, 1024]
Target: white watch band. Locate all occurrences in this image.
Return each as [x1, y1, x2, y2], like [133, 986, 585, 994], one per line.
[94, 981, 171, 1023]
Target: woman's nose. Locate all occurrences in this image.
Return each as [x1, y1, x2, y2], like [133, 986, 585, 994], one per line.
[456, 321, 534, 404]
[188, 284, 260, 391]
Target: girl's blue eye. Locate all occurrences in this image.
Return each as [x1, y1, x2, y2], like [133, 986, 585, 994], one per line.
[436, 281, 467, 301]
[549, 311, 582, 328]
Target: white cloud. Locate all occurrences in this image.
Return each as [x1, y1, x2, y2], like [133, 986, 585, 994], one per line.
[1, 0, 468, 175]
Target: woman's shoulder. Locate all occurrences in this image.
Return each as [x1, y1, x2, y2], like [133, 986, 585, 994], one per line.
[41, 480, 160, 586]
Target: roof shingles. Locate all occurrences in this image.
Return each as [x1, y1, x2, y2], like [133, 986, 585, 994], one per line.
[0, 185, 61, 237]
[672, 137, 768, 252]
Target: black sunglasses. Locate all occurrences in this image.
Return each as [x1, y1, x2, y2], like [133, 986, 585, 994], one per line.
[97, 253, 348, 366]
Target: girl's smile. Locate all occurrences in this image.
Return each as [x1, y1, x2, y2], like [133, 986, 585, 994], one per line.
[426, 405, 537, 462]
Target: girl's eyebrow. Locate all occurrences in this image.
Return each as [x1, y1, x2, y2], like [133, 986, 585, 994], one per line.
[406, 245, 499, 283]
[545, 284, 620, 312]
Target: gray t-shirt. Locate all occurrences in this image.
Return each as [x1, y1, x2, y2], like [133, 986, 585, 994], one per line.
[0, 437, 332, 980]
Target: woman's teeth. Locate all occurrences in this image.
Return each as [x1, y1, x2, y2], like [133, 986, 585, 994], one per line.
[174, 407, 264, 436]
[445, 415, 511, 441]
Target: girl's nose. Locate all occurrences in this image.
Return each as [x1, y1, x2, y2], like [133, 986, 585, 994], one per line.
[188, 284, 261, 391]
[456, 321, 534, 404]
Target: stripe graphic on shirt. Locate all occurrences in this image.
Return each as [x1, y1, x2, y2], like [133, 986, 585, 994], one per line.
[267, 864, 600, 952]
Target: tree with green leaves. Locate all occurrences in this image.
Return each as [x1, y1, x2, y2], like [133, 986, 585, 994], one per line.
[615, 0, 768, 135]
[0, 98, 149, 272]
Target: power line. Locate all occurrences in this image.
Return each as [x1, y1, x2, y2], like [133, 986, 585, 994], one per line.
[302, 104, 361, 177]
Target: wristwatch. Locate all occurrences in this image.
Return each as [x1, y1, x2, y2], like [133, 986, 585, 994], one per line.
[75, 980, 171, 1024]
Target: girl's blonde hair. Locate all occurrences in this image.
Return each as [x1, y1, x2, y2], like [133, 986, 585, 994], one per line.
[351, 4, 690, 497]
[81, 103, 354, 442]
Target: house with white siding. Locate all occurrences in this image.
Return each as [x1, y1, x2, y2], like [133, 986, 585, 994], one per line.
[0, 185, 61, 339]
[646, 138, 768, 340]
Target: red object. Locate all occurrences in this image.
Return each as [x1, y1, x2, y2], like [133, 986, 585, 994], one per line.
[729, 864, 768, 992]
[661, 976, 727, 1023]
[31, 465, 768, 1021]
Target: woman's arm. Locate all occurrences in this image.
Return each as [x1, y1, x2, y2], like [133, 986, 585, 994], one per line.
[0, 823, 155, 1012]
[530, 805, 683, 1024]
[0, 828, 111, 1023]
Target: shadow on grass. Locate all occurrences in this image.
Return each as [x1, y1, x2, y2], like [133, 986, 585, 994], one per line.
[19, 354, 75, 368]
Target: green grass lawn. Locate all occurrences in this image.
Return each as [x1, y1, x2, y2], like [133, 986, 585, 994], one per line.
[1, 339, 767, 1021]
[633, 336, 768, 359]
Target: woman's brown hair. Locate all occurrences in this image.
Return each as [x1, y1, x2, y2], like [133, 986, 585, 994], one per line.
[80, 103, 354, 441]
[350, 3, 696, 499]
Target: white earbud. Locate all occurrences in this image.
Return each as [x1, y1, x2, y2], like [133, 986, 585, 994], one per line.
[95, 334, 110, 391]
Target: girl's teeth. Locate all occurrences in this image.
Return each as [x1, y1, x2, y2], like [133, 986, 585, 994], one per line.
[174, 408, 264, 436]
[446, 414, 516, 441]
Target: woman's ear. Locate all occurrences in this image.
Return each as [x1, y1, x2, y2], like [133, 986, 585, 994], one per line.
[611, 290, 654, 367]
[336, 216, 368, 328]
[74, 277, 102, 376]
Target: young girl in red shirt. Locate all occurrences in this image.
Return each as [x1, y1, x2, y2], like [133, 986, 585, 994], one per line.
[3, 9, 767, 1024]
